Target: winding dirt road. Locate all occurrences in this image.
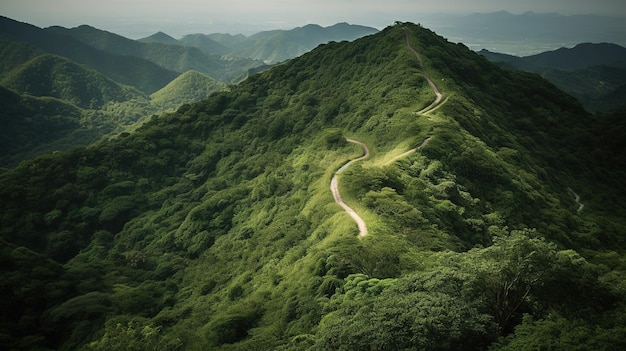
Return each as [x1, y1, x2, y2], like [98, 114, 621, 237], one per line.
[404, 29, 443, 114]
[330, 139, 370, 236]
[330, 28, 445, 237]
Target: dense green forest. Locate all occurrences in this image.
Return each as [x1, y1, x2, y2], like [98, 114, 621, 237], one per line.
[1, 22, 625, 350]
[0, 38, 229, 166]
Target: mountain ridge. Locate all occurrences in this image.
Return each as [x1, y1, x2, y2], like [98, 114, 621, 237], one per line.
[44, 24, 264, 82]
[0, 16, 178, 93]
[138, 31, 180, 46]
[0, 21, 624, 351]
[479, 42, 626, 111]
[1, 53, 143, 109]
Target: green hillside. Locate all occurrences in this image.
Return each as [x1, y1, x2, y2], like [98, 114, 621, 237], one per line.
[224, 23, 379, 63]
[541, 65, 626, 112]
[1, 54, 143, 109]
[0, 22, 625, 351]
[0, 86, 83, 165]
[46, 24, 264, 82]
[150, 70, 229, 108]
[480, 43, 626, 112]
[0, 46, 231, 167]
[0, 16, 178, 93]
[0, 40, 45, 75]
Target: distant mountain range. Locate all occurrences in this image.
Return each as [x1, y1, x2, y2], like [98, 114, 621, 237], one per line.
[480, 43, 626, 112]
[45, 24, 264, 83]
[0, 16, 379, 166]
[0, 16, 178, 93]
[420, 11, 626, 56]
[140, 22, 379, 64]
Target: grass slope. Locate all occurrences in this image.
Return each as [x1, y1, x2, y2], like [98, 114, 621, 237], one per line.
[150, 70, 229, 108]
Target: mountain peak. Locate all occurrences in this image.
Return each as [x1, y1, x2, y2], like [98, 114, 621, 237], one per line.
[138, 31, 179, 45]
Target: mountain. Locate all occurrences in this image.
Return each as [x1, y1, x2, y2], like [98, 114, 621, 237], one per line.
[177, 33, 231, 55]
[0, 17, 237, 167]
[138, 31, 180, 46]
[150, 70, 229, 108]
[0, 16, 178, 93]
[0, 86, 84, 165]
[0, 42, 157, 166]
[423, 11, 626, 55]
[1, 22, 625, 351]
[480, 43, 626, 112]
[45, 24, 265, 83]
[525, 43, 626, 69]
[0, 40, 46, 74]
[482, 43, 626, 71]
[222, 22, 379, 63]
[1, 53, 143, 109]
[166, 23, 379, 64]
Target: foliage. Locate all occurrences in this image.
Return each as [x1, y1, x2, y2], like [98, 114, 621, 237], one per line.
[88, 319, 182, 351]
[45, 24, 265, 83]
[0, 22, 624, 351]
[1, 53, 143, 109]
[150, 70, 229, 109]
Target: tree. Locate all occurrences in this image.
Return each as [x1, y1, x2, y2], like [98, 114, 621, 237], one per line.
[88, 320, 182, 351]
[464, 230, 561, 333]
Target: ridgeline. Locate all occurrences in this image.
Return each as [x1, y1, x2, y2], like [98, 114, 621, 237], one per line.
[1, 22, 625, 350]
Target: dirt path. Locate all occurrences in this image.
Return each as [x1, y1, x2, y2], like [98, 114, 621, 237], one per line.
[568, 188, 585, 213]
[381, 28, 445, 164]
[330, 139, 370, 236]
[330, 29, 444, 236]
[404, 28, 442, 114]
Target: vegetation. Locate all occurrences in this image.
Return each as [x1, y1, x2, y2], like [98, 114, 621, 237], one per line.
[480, 43, 626, 112]
[46, 24, 264, 83]
[150, 71, 229, 109]
[0, 22, 625, 351]
[1, 53, 142, 109]
[0, 35, 233, 166]
[0, 16, 178, 93]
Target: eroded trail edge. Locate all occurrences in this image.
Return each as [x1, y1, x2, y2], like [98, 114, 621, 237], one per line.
[331, 139, 370, 236]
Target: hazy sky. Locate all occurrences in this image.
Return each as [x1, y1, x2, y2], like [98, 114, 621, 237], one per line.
[3, 0, 626, 37]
